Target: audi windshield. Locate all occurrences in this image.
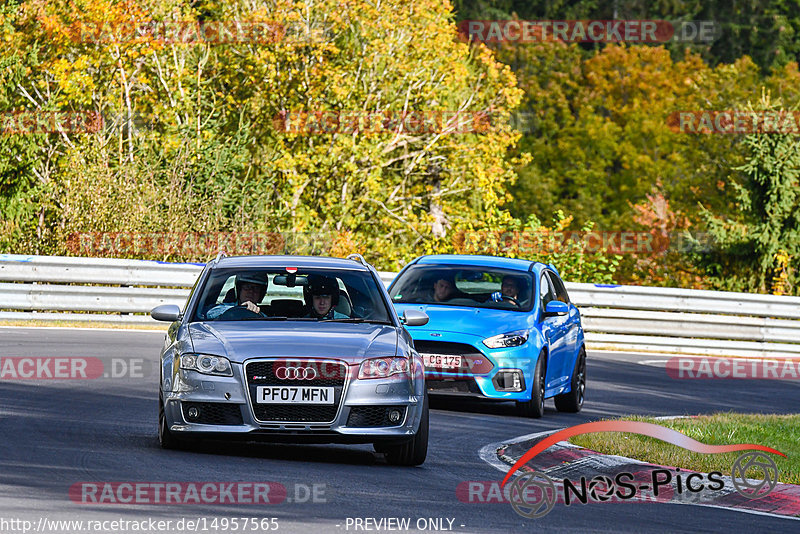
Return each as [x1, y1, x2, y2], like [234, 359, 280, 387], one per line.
[191, 268, 393, 323]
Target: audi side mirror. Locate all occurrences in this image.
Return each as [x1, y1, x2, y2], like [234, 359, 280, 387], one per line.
[151, 304, 182, 322]
[401, 309, 429, 327]
[543, 301, 569, 317]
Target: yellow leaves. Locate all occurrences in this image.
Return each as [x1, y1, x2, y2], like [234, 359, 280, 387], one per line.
[771, 249, 792, 295]
[2, 0, 528, 269]
[49, 56, 95, 102]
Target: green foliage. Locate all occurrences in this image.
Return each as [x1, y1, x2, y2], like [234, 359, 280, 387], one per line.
[452, 0, 800, 73]
[485, 35, 800, 289]
[698, 93, 800, 295]
[430, 209, 621, 283]
[2, 0, 799, 292]
[504, 41, 766, 232]
[0, 0, 525, 267]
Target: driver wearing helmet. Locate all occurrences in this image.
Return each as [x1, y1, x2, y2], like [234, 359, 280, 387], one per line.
[207, 271, 268, 319]
[304, 275, 348, 319]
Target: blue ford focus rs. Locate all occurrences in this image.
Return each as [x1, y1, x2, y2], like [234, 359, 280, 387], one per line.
[388, 254, 586, 418]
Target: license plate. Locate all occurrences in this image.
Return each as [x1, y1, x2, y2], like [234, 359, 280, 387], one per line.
[422, 354, 461, 369]
[255, 386, 334, 404]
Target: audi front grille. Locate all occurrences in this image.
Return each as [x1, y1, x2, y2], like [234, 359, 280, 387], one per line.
[244, 359, 348, 423]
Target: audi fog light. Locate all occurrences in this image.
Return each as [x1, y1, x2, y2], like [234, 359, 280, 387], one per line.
[388, 409, 402, 423]
[358, 357, 409, 379]
[483, 330, 529, 349]
[180, 354, 233, 376]
[186, 406, 199, 420]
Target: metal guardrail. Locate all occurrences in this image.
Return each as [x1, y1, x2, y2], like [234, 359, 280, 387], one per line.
[2, 254, 799, 357]
[0, 282, 190, 313]
[0, 254, 204, 286]
[567, 282, 800, 319]
[0, 254, 396, 322]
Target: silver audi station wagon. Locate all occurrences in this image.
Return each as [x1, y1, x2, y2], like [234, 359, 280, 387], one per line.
[151, 254, 430, 465]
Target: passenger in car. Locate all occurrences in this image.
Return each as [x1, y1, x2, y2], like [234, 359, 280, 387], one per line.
[304, 275, 348, 319]
[433, 277, 456, 302]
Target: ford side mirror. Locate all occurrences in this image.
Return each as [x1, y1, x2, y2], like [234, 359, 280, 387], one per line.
[543, 301, 569, 317]
[401, 309, 429, 327]
[151, 304, 182, 322]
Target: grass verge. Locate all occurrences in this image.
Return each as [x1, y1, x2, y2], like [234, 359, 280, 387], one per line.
[569, 413, 800, 484]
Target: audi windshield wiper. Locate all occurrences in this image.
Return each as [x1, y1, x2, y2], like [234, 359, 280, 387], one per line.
[318, 318, 392, 325]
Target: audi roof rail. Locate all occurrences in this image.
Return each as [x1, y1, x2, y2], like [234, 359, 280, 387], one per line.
[346, 253, 368, 267]
[211, 251, 227, 265]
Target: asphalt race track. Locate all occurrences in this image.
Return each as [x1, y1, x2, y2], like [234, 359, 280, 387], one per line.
[1, 327, 799, 533]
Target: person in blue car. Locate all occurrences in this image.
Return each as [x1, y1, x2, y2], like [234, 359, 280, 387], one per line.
[433, 276, 456, 302]
[207, 271, 268, 319]
[489, 274, 525, 306]
[501, 275, 521, 301]
[304, 275, 348, 319]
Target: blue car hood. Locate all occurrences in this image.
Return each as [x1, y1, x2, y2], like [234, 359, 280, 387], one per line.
[395, 304, 534, 338]
[188, 321, 399, 363]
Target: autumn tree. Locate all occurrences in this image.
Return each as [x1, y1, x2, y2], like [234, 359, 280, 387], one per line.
[452, 0, 800, 73]
[1, 0, 526, 268]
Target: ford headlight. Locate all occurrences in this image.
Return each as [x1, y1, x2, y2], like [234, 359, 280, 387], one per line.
[180, 354, 233, 376]
[482, 330, 529, 348]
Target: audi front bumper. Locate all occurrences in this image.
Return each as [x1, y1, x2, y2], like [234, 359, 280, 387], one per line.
[161, 358, 426, 444]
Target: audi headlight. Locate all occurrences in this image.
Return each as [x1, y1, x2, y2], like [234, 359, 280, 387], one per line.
[180, 354, 233, 376]
[482, 330, 529, 348]
[358, 357, 409, 379]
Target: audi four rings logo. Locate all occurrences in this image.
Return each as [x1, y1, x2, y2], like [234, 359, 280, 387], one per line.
[275, 366, 318, 380]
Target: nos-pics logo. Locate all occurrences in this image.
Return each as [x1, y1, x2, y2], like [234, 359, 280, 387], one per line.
[501, 421, 783, 519]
